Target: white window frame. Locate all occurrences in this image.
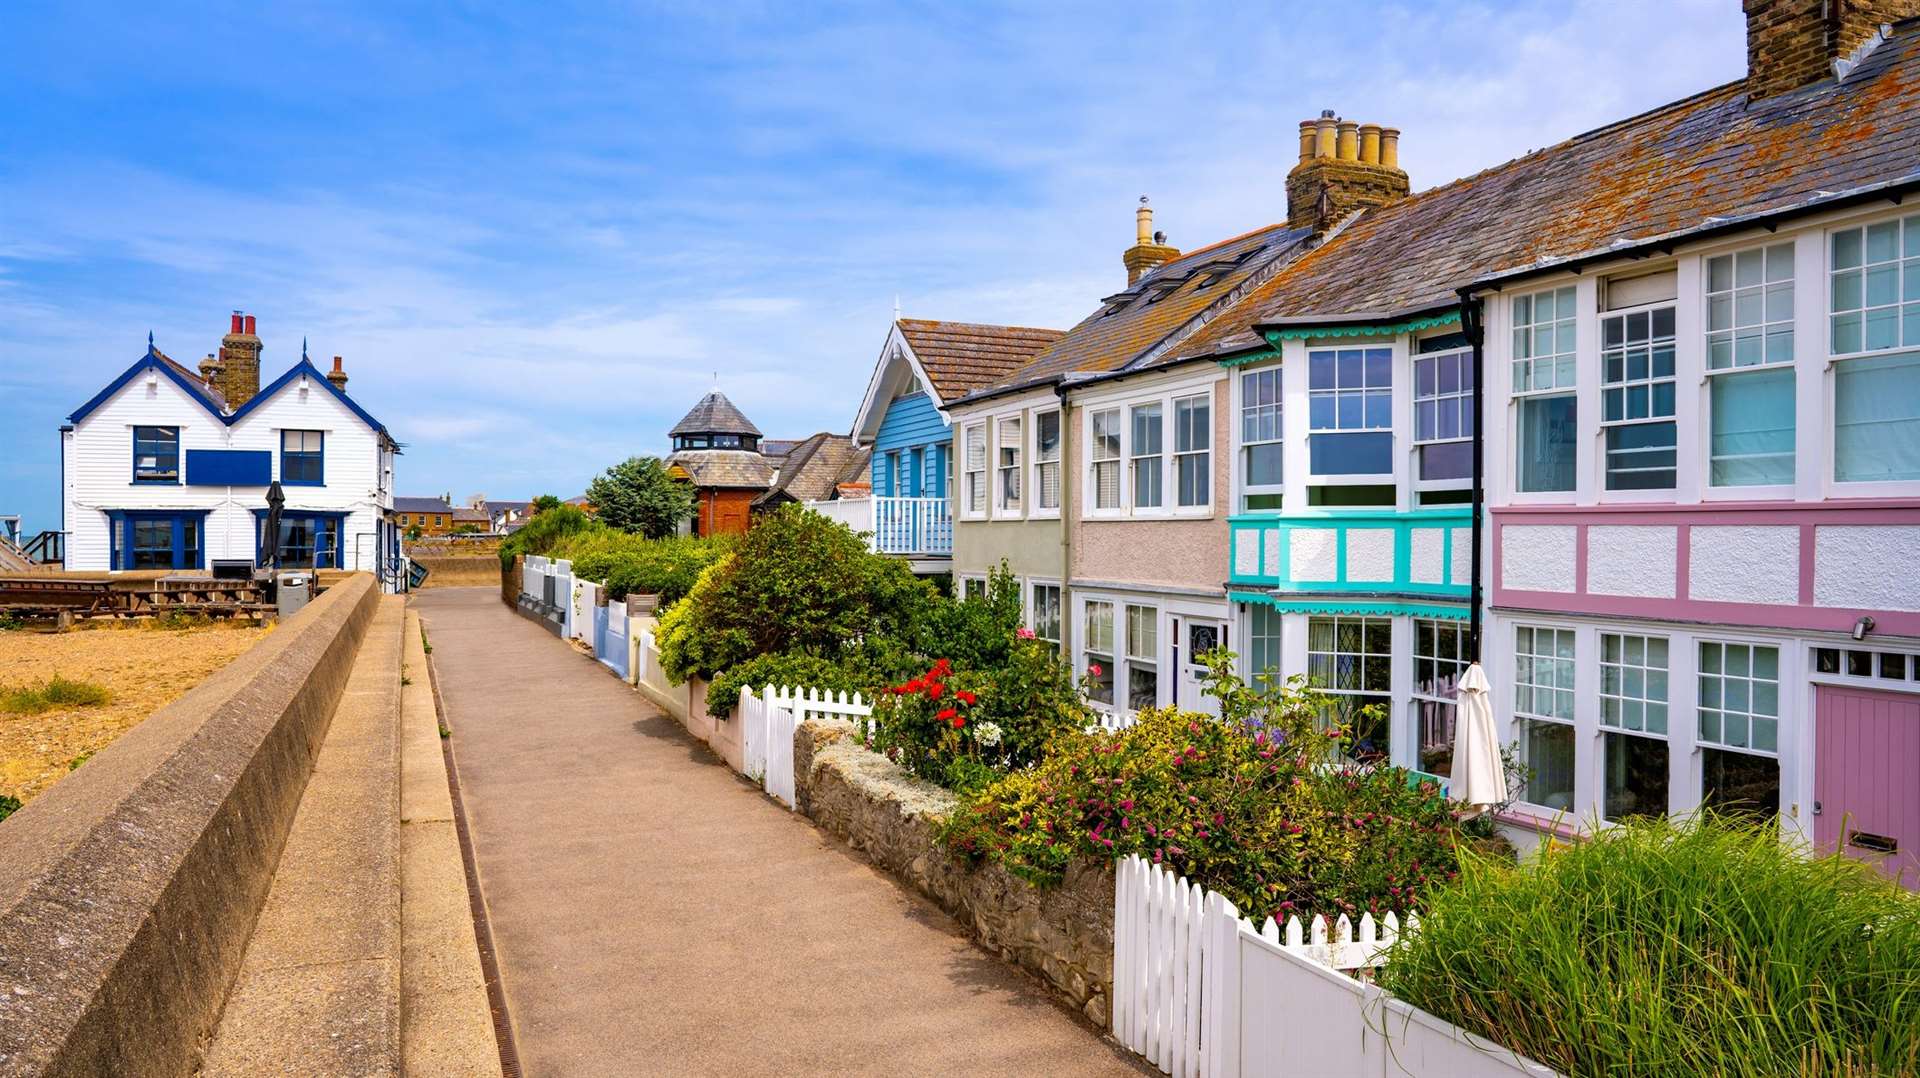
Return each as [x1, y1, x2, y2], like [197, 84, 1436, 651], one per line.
[1125, 603, 1159, 714]
[1513, 624, 1577, 812]
[1028, 578, 1063, 653]
[957, 572, 987, 601]
[1703, 243, 1798, 493]
[1129, 402, 1163, 510]
[1237, 364, 1284, 511]
[1306, 615, 1393, 761]
[1809, 643, 1920, 692]
[1695, 638, 1784, 820]
[1411, 617, 1468, 776]
[1031, 408, 1062, 518]
[1088, 407, 1123, 516]
[961, 423, 988, 519]
[1082, 598, 1118, 712]
[1511, 286, 1579, 497]
[1078, 378, 1216, 519]
[1412, 345, 1473, 493]
[1827, 212, 1920, 360]
[1826, 213, 1920, 497]
[994, 415, 1023, 518]
[1598, 299, 1679, 492]
[1173, 392, 1211, 509]
[1598, 632, 1672, 821]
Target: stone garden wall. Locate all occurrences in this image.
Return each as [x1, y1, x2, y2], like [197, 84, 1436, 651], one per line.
[794, 718, 1115, 1028]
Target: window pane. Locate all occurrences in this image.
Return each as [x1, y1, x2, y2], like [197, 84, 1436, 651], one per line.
[1604, 732, 1669, 821]
[1710, 367, 1795, 486]
[1835, 351, 1920, 482]
[1517, 394, 1576, 492]
[1702, 748, 1779, 821]
[1523, 719, 1575, 810]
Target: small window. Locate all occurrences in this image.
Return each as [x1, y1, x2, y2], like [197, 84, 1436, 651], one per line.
[1697, 640, 1782, 822]
[1246, 604, 1282, 683]
[963, 425, 988, 515]
[1240, 367, 1283, 511]
[1600, 304, 1677, 490]
[281, 430, 324, 485]
[996, 417, 1022, 512]
[1307, 616, 1392, 762]
[1413, 619, 1468, 776]
[1085, 601, 1116, 707]
[962, 576, 987, 601]
[1414, 348, 1474, 484]
[1090, 408, 1122, 510]
[1173, 394, 1210, 507]
[1829, 214, 1920, 355]
[1308, 347, 1391, 432]
[1515, 625, 1576, 810]
[1129, 404, 1162, 509]
[1600, 633, 1670, 821]
[1033, 411, 1061, 511]
[1029, 583, 1062, 654]
[1126, 605, 1158, 712]
[134, 426, 179, 482]
[1513, 288, 1578, 494]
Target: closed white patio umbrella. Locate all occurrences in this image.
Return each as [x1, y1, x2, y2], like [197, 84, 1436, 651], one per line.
[1449, 662, 1505, 810]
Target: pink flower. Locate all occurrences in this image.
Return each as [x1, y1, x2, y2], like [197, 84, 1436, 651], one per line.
[1016, 626, 1036, 639]
[1088, 663, 1103, 677]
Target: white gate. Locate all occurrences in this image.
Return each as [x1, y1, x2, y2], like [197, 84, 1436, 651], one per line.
[737, 685, 870, 810]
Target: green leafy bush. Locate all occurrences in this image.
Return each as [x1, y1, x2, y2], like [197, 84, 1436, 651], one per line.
[583, 455, 695, 539]
[656, 504, 936, 683]
[498, 504, 595, 566]
[939, 662, 1459, 921]
[549, 530, 732, 606]
[706, 651, 869, 719]
[0, 793, 20, 823]
[1379, 814, 1920, 1078]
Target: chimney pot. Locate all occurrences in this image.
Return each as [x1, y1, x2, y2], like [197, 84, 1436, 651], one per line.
[243, 314, 256, 335]
[1297, 120, 1317, 163]
[1381, 128, 1401, 171]
[1359, 123, 1382, 165]
[1314, 114, 1338, 159]
[1336, 120, 1359, 161]
[231, 312, 244, 334]
[1135, 196, 1153, 245]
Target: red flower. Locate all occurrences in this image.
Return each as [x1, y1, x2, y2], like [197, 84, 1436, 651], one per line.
[951, 715, 966, 730]
[926, 682, 944, 700]
[1016, 627, 1036, 639]
[937, 707, 958, 720]
[955, 689, 977, 705]
[931, 658, 953, 677]
[1088, 663, 1104, 677]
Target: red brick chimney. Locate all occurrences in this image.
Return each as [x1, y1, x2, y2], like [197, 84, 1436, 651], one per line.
[1745, 0, 1920, 99]
[327, 355, 349, 392]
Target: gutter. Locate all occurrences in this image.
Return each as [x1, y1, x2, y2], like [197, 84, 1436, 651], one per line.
[1055, 380, 1073, 657]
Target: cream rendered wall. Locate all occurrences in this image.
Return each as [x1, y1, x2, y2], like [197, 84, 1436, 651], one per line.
[1070, 368, 1231, 593]
[951, 387, 1066, 583]
[64, 364, 389, 571]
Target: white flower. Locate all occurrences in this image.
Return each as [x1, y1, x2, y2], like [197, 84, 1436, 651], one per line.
[975, 721, 1004, 748]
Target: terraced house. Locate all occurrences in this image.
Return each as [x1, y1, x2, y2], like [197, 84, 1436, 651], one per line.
[61, 312, 401, 582]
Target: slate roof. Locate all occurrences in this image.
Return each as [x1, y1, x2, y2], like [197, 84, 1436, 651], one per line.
[666, 450, 775, 489]
[156, 349, 227, 410]
[669, 391, 761, 438]
[395, 496, 453, 514]
[895, 319, 1065, 403]
[755, 432, 870, 505]
[1168, 24, 1920, 354]
[761, 438, 804, 459]
[958, 224, 1310, 399]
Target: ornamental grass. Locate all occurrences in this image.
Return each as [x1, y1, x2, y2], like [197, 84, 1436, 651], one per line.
[1377, 814, 1920, 1078]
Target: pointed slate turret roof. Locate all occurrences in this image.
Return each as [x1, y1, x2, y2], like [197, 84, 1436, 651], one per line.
[669, 390, 761, 438]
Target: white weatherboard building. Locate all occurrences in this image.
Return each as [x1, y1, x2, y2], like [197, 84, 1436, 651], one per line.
[61, 314, 400, 584]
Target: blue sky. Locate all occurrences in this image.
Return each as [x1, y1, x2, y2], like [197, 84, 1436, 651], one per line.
[0, 1, 1745, 528]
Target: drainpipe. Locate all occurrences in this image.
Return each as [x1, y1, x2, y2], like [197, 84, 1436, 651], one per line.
[1458, 289, 1486, 663]
[1055, 381, 1073, 657]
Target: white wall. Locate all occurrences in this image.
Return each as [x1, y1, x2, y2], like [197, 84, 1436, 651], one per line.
[63, 364, 391, 571]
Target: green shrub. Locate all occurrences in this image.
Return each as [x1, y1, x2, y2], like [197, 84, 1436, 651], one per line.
[497, 504, 595, 566]
[705, 651, 869, 718]
[557, 532, 732, 606]
[583, 455, 695, 539]
[1378, 814, 1920, 1078]
[0, 793, 19, 823]
[656, 504, 937, 683]
[0, 676, 112, 715]
[939, 662, 1459, 921]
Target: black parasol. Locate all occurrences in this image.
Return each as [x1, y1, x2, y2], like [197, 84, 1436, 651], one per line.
[264, 481, 285, 571]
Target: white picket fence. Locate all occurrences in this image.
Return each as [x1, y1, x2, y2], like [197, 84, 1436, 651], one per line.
[1112, 855, 1557, 1078]
[739, 684, 871, 809]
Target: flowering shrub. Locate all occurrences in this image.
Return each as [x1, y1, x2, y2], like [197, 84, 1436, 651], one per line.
[938, 667, 1461, 922]
[868, 641, 1089, 794]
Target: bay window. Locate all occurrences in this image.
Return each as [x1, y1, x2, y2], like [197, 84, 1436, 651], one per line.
[996, 416, 1022, 512]
[1173, 393, 1210, 507]
[1085, 600, 1116, 707]
[1697, 641, 1780, 820]
[1239, 367, 1283, 510]
[1307, 616, 1391, 762]
[962, 424, 986, 515]
[1307, 347, 1392, 475]
[1130, 404, 1162, 509]
[1126, 605, 1158, 711]
[1090, 408, 1122, 510]
[1512, 287, 1577, 493]
[1033, 410, 1061, 511]
[1600, 633, 1670, 821]
[1515, 625, 1576, 810]
[1413, 343, 1473, 486]
[1413, 618, 1467, 776]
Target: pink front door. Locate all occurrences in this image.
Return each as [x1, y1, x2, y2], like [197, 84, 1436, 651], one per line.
[1814, 685, 1920, 890]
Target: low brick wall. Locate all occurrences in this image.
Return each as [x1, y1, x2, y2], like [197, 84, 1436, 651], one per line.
[0, 574, 381, 1076]
[794, 719, 1115, 1028]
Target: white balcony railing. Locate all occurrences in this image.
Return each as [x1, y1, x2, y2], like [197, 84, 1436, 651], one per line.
[804, 496, 951, 557]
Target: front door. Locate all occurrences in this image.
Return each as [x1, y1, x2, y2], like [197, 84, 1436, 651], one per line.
[1173, 617, 1227, 716]
[1815, 684, 1920, 890]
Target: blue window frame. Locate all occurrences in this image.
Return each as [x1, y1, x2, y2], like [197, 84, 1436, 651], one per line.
[105, 510, 208, 570]
[133, 426, 180, 483]
[252, 509, 348, 569]
[281, 429, 324, 485]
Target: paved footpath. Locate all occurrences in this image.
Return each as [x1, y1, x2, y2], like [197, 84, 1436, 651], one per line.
[413, 588, 1143, 1078]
